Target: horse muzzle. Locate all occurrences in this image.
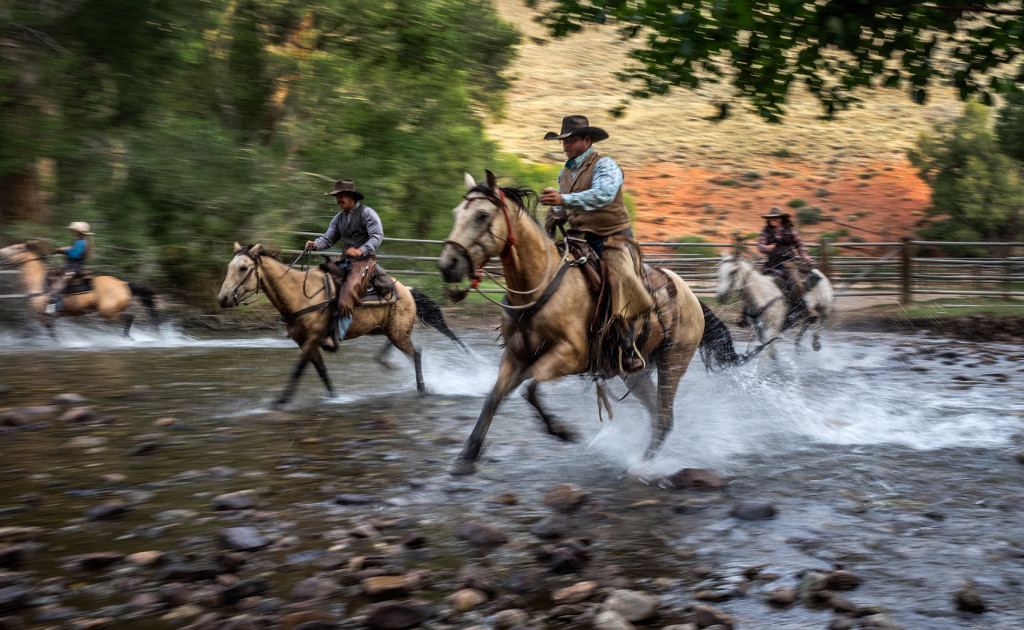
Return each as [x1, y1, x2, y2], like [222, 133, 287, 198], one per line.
[438, 245, 470, 284]
[217, 290, 238, 308]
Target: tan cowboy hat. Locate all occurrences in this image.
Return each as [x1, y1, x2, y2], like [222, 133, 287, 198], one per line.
[543, 115, 609, 142]
[324, 178, 364, 201]
[67, 221, 92, 234]
[762, 207, 790, 219]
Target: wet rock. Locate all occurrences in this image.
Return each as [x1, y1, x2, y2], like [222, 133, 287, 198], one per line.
[602, 589, 658, 622]
[365, 599, 434, 630]
[362, 573, 424, 597]
[488, 492, 519, 505]
[730, 501, 776, 520]
[798, 571, 829, 602]
[859, 613, 903, 629]
[126, 550, 164, 567]
[693, 604, 734, 629]
[0, 528, 42, 543]
[530, 514, 570, 539]
[74, 552, 124, 570]
[457, 565, 500, 595]
[954, 587, 987, 613]
[766, 586, 796, 607]
[58, 406, 94, 423]
[662, 625, 697, 630]
[447, 588, 487, 612]
[213, 490, 258, 511]
[350, 523, 381, 538]
[551, 580, 598, 604]
[492, 608, 529, 629]
[221, 579, 269, 605]
[291, 577, 341, 601]
[826, 592, 857, 613]
[0, 546, 28, 570]
[53, 393, 86, 405]
[662, 468, 725, 490]
[455, 521, 507, 545]
[594, 610, 635, 630]
[825, 570, 862, 591]
[84, 500, 129, 521]
[537, 539, 592, 573]
[219, 527, 269, 551]
[505, 567, 546, 594]
[0, 411, 30, 428]
[0, 586, 32, 611]
[128, 441, 160, 456]
[397, 531, 427, 549]
[828, 618, 856, 630]
[0, 617, 22, 630]
[543, 484, 587, 511]
[333, 493, 377, 505]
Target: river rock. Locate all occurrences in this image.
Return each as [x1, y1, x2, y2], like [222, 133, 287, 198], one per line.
[954, 587, 987, 613]
[551, 580, 598, 604]
[537, 539, 592, 573]
[0, 546, 29, 569]
[58, 407, 94, 423]
[530, 514, 570, 539]
[53, 393, 86, 405]
[543, 484, 587, 511]
[798, 571, 829, 602]
[365, 599, 434, 630]
[505, 567, 546, 594]
[492, 608, 529, 629]
[693, 604, 734, 629]
[456, 564, 500, 594]
[602, 589, 658, 622]
[213, 490, 258, 511]
[362, 573, 423, 596]
[291, 577, 341, 600]
[859, 613, 903, 629]
[593, 610, 635, 630]
[221, 579, 269, 605]
[84, 500, 129, 521]
[0, 411, 30, 428]
[447, 588, 487, 612]
[455, 521, 507, 545]
[766, 586, 796, 607]
[0, 528, 42, 543]
[333, 493, 377, 505]
[126, 550, 164, 567]
[0, 585, 31, 612]
[828, 618, 856, 630]
[825, 570, 862, 590]
[662, 468, 725, 490]
[730, 501, 776, 520]
[219, 527, 269, 551]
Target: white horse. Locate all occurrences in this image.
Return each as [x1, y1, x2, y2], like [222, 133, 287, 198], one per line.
[715, 255, 835, 355]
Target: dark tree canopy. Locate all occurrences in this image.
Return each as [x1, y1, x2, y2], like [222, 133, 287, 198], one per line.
[531, 0, 1024, 121]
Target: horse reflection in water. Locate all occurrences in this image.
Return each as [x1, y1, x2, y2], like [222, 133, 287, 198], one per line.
[438, 171, 747, 475]
[218, 243, 464, 407]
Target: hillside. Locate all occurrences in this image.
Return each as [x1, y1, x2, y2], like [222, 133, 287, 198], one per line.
[487, 0, 962, 245]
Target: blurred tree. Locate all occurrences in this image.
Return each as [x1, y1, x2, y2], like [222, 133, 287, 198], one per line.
[531, 0, 1024, 122]
[995, 91, 1024, 163]
[909, 102, 1023, 249]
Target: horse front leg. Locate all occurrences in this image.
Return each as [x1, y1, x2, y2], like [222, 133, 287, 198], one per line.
[122, 314, 135, 338]
[520, 341, 587, 442]
[524, 381, 578, 443]
[451, 354, 525, 476]
[309, 349, 335, 399]
[646, 347, 692, 461]
[413, 348, 424, 393]
[275, 354, 310, 408]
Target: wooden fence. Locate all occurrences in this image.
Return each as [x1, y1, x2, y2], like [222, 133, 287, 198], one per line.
[3, 236, 1022, 305]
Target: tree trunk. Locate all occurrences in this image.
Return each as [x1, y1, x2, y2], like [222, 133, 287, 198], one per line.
[0, 168, 48, 223]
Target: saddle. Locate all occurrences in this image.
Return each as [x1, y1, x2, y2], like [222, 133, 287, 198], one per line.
[317, 258, 398, 353]
[47, 269, 94, 295]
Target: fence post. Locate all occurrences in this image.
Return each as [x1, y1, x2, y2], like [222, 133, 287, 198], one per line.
[732, 232, 744, 257]
[900, 237, 914, 305]
[818, 236, 831, 279]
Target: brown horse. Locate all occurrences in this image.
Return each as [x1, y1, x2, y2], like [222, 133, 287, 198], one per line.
[0, 241, 157, 337]
[217, 243, 465, 407]
[438, 172, 746, 475]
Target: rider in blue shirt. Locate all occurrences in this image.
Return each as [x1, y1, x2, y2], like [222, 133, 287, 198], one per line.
[47, 221, 92, 314]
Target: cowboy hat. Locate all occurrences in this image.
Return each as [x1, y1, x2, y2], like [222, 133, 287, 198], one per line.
[543, 115, 609, 142]
[324, 179, 364, 201]
[67, 221, 92, 234]
[762, 207, 790, 219]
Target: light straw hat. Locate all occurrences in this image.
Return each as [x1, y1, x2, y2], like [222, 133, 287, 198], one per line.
[67, 221, 92, 234]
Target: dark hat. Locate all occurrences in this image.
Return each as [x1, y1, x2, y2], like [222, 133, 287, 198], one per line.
[324, 179, 364, 201]
[762, 207, 790, 219]
[543, 115, 609, 142]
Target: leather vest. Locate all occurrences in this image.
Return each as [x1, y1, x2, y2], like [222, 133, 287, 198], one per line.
[558, 151, 631, 237]
[763, 226, 798, 268]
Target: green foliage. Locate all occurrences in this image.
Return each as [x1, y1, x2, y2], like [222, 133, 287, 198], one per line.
[797, 206, 823, 225]
[995, 91, 1024, 163]
[770, 148, 792, 158]
[909, 103, 1024, 252]
[534, 0, 1024, 121]
[787, 199, 807, 209]
[1, 0, 521, 302]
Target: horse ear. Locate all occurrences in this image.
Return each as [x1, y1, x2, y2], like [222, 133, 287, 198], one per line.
[234, 242, 244, 253]
[464, 172, 476, 191]
[485, 169, 498, 191]
[250, 243, 264, 255]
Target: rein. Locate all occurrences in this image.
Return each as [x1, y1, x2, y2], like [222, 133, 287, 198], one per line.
[236, 250, 333, 321]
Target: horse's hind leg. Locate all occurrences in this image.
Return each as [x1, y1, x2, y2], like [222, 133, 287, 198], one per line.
[375, 341, 395, 367]
[390, 334, 424, 393]
[452, 356, 525, 476]
[276, 355, 310, 408]
[524, 381, 577, 443]
[646, 351, 691, 460]
[122, 314, 134, 338]
[310, 351, 335, 399]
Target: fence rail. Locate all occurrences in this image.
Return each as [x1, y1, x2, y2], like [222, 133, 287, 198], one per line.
[3, 238, 1022, 305]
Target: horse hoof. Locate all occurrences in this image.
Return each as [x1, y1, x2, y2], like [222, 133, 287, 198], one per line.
[449, 459, 477, 476]
[812, 339, 821, 351]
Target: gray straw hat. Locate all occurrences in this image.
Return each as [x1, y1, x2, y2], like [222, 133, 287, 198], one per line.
[324, 179, 364, 201]
[543, 115, 609, 142]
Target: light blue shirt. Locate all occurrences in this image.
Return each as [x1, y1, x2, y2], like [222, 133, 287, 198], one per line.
[557, 147, 625, 212]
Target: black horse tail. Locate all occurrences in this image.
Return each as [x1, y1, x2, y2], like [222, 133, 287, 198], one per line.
[698, 302, 773, 370]
[128, 282, 159, 324]
[410, 287, 469, 352]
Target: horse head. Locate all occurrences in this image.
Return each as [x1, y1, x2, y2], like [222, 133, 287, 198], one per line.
[716, 254, 742, 303]
[217, 242, 264, 307]
[438, 170, 515, 284]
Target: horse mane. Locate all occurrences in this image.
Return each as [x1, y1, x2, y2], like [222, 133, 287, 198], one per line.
[469, 183, 540, 223]
[24, 240, 50, 256]
[238, 244, 281, 260]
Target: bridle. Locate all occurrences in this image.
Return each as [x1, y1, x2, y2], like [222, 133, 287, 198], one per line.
[442, 189, 516, 291]
[226, 250, 262, 306]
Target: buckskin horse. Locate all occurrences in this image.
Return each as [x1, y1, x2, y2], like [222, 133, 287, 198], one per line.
[716, 254, 835, 356]
[0, 241, 157, 337]
[218, 243, 465, 407]
[438, 172, 748, 475]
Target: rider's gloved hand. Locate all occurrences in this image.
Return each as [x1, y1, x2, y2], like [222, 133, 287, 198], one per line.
[305, 241, 317, 250]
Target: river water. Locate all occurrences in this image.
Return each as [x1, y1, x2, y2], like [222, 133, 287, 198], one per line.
[0, 321, 1022, 628]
